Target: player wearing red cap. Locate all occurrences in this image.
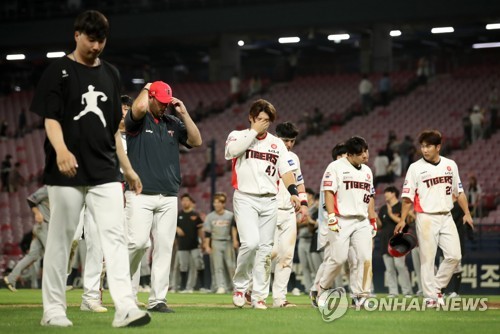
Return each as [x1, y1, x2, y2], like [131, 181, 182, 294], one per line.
[125, 81, 202, 313]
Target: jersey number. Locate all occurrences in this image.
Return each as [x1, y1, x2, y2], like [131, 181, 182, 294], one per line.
[266, 165, 276, 176]
[445, 186, 452, 195]
[363, 194, 370, 204]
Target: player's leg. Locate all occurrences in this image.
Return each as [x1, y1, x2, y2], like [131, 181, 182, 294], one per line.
[86, 182, 147, 326]
[232, 191, 261, 296]
[81, 207, 107, 312]
[410, 247, 422, 295]
[212, 240, 227, 292]
[434, 215, 461, 296]
[251, 196, 278, 306]
[6, 238, 44, 290]
[272, 208, 297, 307]
[148, 196, 177, 308]
[347, 245, 359, 295]
[394, 255, 413, 296]
[42, 186, 85, 326]
[297, 237, 313, 293]
[349, 221, 373, 297]
[415, 213, 440, 301]
[319, 219, 352, 291]
[382, 254, 399, 296]
[223, 240, 236, 290]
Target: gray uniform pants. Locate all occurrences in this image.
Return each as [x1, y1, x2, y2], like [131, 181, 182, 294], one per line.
[211, 240, 236, 290]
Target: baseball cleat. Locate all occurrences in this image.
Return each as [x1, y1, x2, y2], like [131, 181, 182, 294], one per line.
[245, 291, 252, 305]
[3, 277, 17, 292]
[424, 298, 438, 308]
[273, 300, 296, 308]
[112, 309, 151, 328]
[232, 291, 245, 308]
[147, 303, 175, 313]
[40, 316, 73, 327]
[80, 299, 108, 313]
[437, 291, 445, 306]
[309, 290, 318, 308]
[252, 300, 267, 310]
[216, 287, 226, 294]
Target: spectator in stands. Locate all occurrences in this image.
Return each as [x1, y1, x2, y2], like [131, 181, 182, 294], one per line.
[230, 72, 241, 105]
[467, 175, 482, 219]
[1, 154, 12, 192]
[488, 84, 498, 134]
[192, 100, 206, 122]
[0, 119, 8, 139]
[378, 72, 391, 106]
[388, 151, 402, 181]
[311, 107, 324, 135]
[470, 105, 484, 142]
[373, 150, 390, 187]
[416, 57, 430, 85]
[248, 75, 262, 97]
[176, 193, 205, 293]
[8, 161, 25, 192]
[462, 109, 472, 147]
[17, 108, 27, 137]
[359, 74, 373, 114]
[398, 135, 415, 174]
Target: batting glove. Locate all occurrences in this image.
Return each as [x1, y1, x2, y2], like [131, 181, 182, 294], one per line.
[370, 218, 377, 238]
[328, 213, 340, 232]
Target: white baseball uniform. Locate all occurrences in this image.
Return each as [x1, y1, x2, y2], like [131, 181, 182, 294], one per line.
[270, 151, 303, 304]
[225, 129, 295, 303]
[402, 156, 462, 300]
[319, 157, 374, 297]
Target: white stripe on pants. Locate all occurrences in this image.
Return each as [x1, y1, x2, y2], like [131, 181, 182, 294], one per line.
[125, 192, 177, 307]
[43, 184, 137, 323]
[232, 190, 277, 302]
[416, 212, 461, 300]
[271, 208, 297, 302]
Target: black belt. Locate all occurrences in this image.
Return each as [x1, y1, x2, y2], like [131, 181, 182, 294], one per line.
[245, 192, 275, 198]
[141, 191, 172, 197]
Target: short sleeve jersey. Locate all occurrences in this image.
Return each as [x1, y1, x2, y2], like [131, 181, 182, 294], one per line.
[321, 157, 375, 218]
[126, 112, 189, 195]
[30, 57, 122, 186]
[225, 130, 295, 195]
[204, 209, 234, 241]
[177, 209, 203, 250]
[277, 151, 303, 209]
[401, 156, 463, 213]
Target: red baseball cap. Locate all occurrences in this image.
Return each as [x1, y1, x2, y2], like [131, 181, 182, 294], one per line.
[149, 81, 173, 104]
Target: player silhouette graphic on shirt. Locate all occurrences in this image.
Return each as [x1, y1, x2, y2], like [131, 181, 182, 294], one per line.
[74, 85, 108, 127]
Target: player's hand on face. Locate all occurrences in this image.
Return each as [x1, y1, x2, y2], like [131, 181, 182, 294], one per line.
[463, 213, 474, 230]
[124, 170, 142, 195]
[56, 149, 78, 178]
[251, 117, 269, 134]
[394, 220, 406, 234]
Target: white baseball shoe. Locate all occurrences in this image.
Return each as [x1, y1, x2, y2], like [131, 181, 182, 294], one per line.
[252, 300, 267, 310]
[3, 277, 17, 292]
[272, 300, 296, 308]
[80, 299, 108, 313]
[216, 287, 226, 294]
[232, 291, 245, 308]
[112, 309, 151, 328]
[437, 292, 445, 306]
[40, 316, 73, 327]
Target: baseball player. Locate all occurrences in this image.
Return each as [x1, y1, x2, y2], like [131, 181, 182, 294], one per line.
[394, 130, 473, 307]
[203, 192, 237, 294]
[225, 99, 308, 309]
[30, 10, 149, 328]
[268, 122, 308, 308]
[125, 80, 202, 313]
[378, 186, 413, 297]
[318, 136, 378, 306]
[3, 186, 49, 292]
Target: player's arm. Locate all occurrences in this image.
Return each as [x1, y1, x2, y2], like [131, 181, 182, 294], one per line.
[456, 192, 474, 229]
[176, 227, 185, 237]
[368, 197, 378, 237]
[130, 83, 151, 121]
[203, 233, 211, 254]
[282, 171, 304, 214]
[115, 130, 142, 194]
[31, 206, 43, 225]
[171, 97, 202, 147]
[231, 222, 240, 249]
[224, 130, 258, 158]
[45, 118, 78, 178]
[394, 198, 413, 234]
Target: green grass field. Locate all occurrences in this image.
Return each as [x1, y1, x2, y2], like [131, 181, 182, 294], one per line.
[0, 290, 498, 334]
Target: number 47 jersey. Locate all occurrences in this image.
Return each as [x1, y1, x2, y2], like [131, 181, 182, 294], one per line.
[225, 129, 296, 194]
[321, 157, 374, 218]
[402, 157, 464, 213]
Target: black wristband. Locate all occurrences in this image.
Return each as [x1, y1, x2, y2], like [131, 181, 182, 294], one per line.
[287, 184, 299, 196]
[300, 200, 308, 207]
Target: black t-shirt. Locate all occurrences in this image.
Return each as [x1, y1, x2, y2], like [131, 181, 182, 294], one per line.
[126, 111, 189, 195]
[378, 201, 402, 255]
[177, 209, 203, 250]
[30, 57, 122, 186]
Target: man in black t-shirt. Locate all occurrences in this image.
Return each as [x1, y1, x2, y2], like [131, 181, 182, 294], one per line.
[176, 194, 205, 293]
[378, 186, 413, 297]
[30, 10, 149, 328]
